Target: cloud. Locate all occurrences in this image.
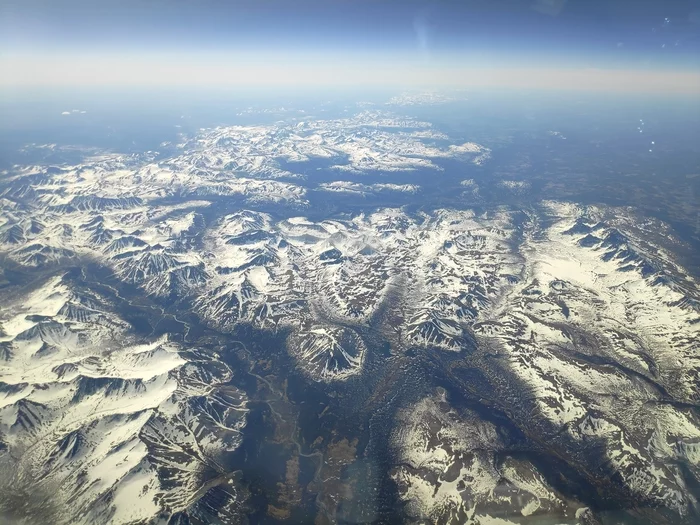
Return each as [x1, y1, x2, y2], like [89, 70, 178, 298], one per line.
[3, 52, 700, 95]
[413, 15, 430, 54]
[532, 0, 568, 17]
[60, 109, 87, 115]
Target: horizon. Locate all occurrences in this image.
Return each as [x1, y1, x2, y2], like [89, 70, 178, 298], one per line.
[2, 0, 699, 93]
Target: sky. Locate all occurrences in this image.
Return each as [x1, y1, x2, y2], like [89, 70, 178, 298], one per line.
[1, 0, 699, 91]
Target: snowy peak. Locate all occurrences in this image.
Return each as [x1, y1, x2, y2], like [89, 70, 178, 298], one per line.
[0, 274, 248, 524]
[287, 325, 366, 381]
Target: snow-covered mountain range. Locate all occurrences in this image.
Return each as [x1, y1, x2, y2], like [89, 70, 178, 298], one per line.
[0, 109, 698, 524]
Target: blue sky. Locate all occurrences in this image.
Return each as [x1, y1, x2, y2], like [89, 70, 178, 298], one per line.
[3, 0, 699, 59]
[1, 0, 699, 90]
